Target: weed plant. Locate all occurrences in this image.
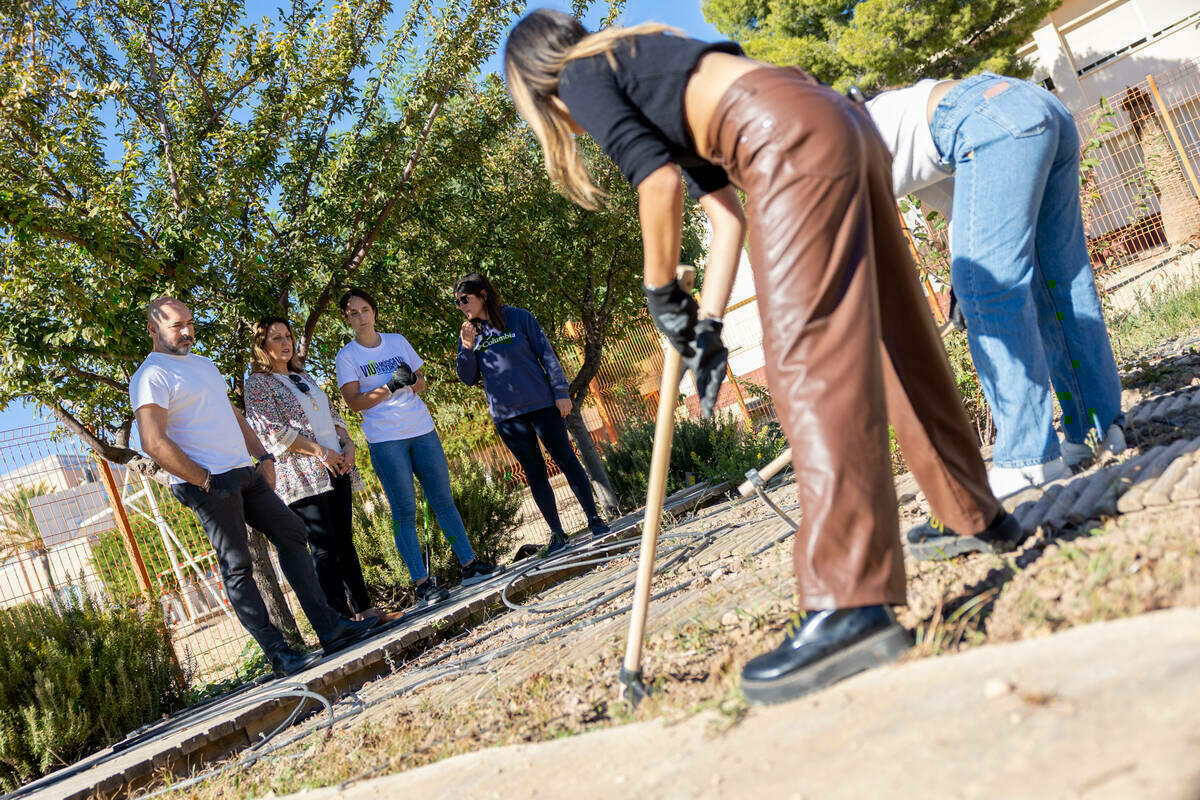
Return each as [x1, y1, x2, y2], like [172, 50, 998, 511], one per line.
[599, 416, 786, 510]
[1107, 276, 1200, 362]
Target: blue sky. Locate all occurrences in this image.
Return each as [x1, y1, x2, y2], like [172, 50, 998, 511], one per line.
[0, 0, 725, 435]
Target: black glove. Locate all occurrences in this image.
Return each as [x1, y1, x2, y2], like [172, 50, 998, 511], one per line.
[644, 281, 729, 418]
[644, 279, 699, 355]
[948, 287, 967, 332]
[386, 361, 416, 392]
[687, 319, 729, 419]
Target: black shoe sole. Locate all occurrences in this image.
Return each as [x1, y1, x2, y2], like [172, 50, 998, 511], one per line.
[461, 564, 505, 587]
[907, 513, 1026, 562]
[413, 589, 450, 609]
[741, 624, 912, 706]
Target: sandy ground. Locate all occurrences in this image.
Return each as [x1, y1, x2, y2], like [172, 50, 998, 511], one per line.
[291, 607, 1200, 800]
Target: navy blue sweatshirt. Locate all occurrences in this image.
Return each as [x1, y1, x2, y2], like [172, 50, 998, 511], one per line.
[456, 306, 570, 421]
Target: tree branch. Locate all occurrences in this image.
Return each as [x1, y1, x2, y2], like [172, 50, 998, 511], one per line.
[62, 364, 128, 393]
[299, 91, 447, 355]
[142, 25, 185, 215]
[47, 401, 142, 465]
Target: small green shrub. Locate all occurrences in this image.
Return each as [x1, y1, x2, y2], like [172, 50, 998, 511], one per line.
[0, 595, 185, 791]
[183, 640, 270, 705]
[352, 457, 523, 600]
[351, 486, 412, 608]
[600, 415, 788, 510]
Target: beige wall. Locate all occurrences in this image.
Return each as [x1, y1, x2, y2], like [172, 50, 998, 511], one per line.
[1020, 0, 1200, 113]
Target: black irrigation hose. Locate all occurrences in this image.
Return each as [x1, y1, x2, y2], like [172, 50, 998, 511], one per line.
[110, 483, 801, 799]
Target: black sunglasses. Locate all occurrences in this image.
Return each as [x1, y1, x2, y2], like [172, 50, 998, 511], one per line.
[454, 295, 473, 306]
[288, 374, 310, 394]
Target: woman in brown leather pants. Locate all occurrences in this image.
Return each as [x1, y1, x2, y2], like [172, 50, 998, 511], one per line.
[504, 9, 1015, 705]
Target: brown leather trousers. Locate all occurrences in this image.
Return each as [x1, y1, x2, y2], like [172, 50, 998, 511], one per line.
[707, 67, 999, 609]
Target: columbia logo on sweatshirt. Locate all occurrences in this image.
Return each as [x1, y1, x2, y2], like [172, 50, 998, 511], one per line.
[476, 331, 516, 352]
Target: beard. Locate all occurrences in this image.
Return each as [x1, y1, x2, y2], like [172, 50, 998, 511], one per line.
[155, 334, 194, 355]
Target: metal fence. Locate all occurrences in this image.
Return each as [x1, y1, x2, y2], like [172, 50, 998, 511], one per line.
[0, 424, 308, 685]
[1074, 58, 1200, 273]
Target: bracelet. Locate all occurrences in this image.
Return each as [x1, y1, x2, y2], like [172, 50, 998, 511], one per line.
[200, 471, 212, 492]
[319, 447, 329, 463]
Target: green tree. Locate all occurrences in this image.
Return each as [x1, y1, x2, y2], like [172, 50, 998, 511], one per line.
[0, 0, 535, 469]
[0, 482, 58, 605]
[703, 0, 1061, 91]
[364, 81, 706, 513]
[0, 0, 554, 642]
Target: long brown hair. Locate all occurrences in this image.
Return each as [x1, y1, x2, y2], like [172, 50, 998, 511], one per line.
[251, 317, 304, 374]
[504, 9, 678, 209]
[454, 272, 506, 332]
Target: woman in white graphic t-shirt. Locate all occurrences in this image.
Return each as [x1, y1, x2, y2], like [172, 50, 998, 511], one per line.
[335, 288, 501, 608]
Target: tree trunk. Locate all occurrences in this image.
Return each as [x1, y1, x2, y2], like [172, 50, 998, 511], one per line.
[246, 526, 302, 648]
[564, 408, 620, 516]
[34, 549, 59, 610]
[563, 313, 622, 517]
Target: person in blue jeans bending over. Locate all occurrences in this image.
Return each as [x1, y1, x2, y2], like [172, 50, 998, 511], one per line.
[454, 272, 610, 555]
[336, 288, 502, 606]
[867, 74, 1124, 524]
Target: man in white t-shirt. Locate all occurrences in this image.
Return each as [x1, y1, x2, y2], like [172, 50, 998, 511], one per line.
[130, 297, 378, 677]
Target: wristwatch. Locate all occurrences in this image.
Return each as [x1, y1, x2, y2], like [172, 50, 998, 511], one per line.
[256, 453, 276, 467]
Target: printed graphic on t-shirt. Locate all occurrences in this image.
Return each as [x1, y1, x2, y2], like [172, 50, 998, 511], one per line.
[358, 355, 406, 378]
[476, 331, 516, 352]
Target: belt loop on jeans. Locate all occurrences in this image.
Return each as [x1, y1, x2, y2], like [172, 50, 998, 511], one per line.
[930, 73, 1002, 160]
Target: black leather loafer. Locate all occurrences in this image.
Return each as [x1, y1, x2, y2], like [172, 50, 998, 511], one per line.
[319, 615, 380, 654]
[741, 605, 912, 705]
[270, 647, 322, 678]
[906, 510, 1025, 561]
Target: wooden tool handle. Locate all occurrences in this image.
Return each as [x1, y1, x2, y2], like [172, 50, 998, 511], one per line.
[622, 265, 695, 679]
[737, 447, 793, 498]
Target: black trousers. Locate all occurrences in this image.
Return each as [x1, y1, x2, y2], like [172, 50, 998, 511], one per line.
[171, 467, 341, 654]
[495, 405, 600, 535]
[289, 474, 371, 616]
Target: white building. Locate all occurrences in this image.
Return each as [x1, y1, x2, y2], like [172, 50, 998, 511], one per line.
[1022, 0, 1200, 113]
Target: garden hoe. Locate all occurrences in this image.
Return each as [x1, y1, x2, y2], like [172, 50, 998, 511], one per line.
[619, 265, 694, 708]
[739, 447, 799, 530]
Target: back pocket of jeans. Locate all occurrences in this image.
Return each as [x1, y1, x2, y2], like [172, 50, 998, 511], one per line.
[975, 86, 1050, 138]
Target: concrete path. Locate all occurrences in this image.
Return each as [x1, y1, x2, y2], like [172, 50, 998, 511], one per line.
[294, 607, 1200, 800]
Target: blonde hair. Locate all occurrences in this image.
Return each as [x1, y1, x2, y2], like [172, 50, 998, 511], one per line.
[504, 10, 680, 210]
[250, 317, 304, 374]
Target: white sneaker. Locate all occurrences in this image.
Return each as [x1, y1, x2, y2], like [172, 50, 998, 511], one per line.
[1060, 424, 1127, 467]
[988, 457, 1072, 498]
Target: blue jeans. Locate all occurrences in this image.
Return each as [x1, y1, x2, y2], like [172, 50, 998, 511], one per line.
[931, 74, 1123, 469]
[368, 430, 475, 582]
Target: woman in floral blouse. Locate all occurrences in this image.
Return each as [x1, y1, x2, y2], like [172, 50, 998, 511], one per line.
[245, 316, 380, 621]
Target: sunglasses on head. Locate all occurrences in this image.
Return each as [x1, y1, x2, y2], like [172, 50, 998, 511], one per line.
[288, 374, 310, 394]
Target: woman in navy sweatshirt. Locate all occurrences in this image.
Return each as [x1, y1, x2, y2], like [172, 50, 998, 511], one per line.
[454, 272, 610, 554]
